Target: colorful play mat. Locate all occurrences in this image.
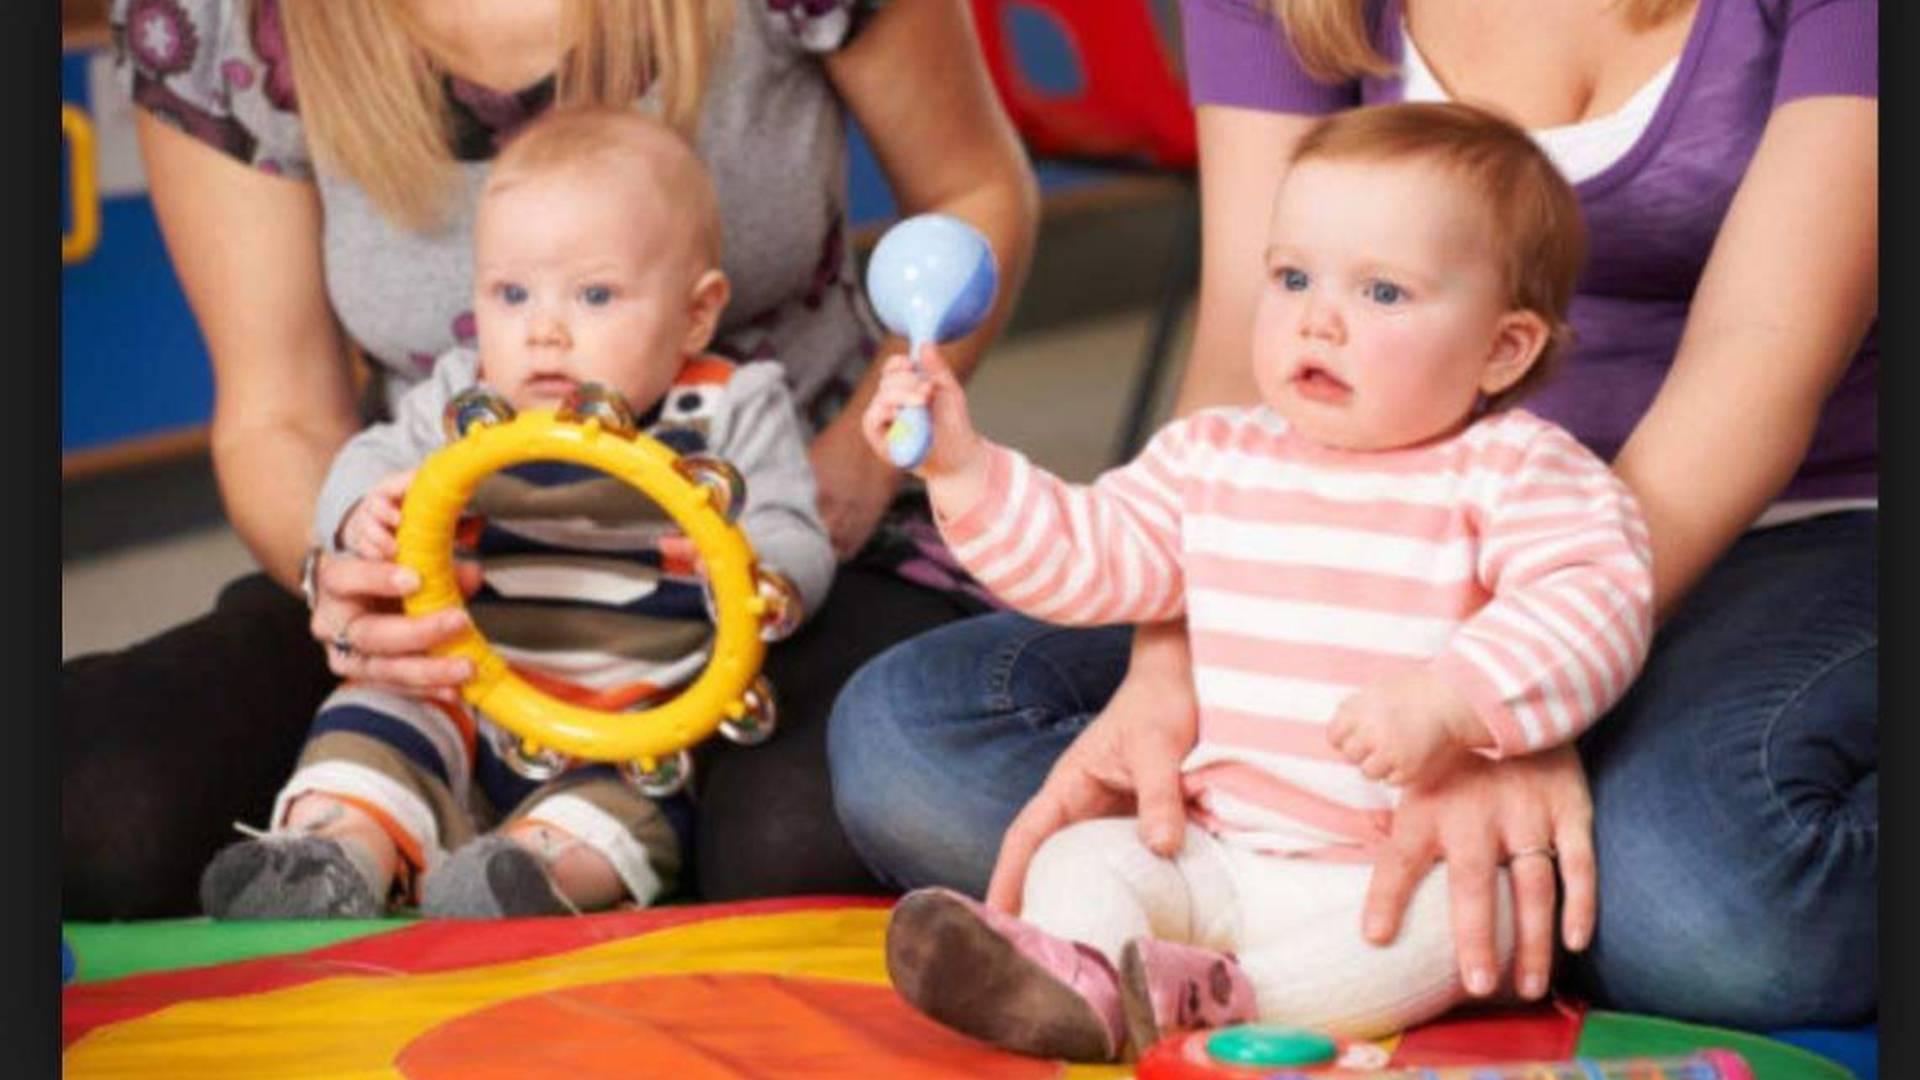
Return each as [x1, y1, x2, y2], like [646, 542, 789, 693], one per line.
[62, 898, 1872, 1078]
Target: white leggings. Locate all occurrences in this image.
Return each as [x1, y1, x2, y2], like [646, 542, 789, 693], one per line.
[1020, 819, 1515, 1038]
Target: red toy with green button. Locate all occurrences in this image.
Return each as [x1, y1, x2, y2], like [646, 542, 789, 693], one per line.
[1137, 1025, 1392, 1079]
[1138, 1025, 1756, 1080]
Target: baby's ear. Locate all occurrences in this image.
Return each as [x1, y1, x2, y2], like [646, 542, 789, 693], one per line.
[1479, 309, 1551, 398]
[683, 269, 732, 354]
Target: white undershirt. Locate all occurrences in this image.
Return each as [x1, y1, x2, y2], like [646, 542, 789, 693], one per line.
[1399, 26, 1676, 182]
[1398, 29, 1876, 530]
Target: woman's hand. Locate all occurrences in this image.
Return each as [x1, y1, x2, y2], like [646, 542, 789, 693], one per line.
[985, 621, 1198, 913]
[1363, 743, 1597, 1002]
[308, 549, 479, 700]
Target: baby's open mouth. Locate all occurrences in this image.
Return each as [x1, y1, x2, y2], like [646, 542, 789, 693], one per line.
[1293, 364, 1352, 403]
[524, 374, 577, 395]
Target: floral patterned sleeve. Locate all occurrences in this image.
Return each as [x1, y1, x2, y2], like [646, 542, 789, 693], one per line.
[109, 0, 312, 179]
[760, 0, 890, 55]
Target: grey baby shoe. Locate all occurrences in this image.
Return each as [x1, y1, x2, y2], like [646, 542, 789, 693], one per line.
[199, 833, 384, 919]
[421, 834, 574, 919]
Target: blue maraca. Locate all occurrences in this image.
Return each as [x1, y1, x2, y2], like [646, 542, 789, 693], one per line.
[864, 213, 999, 469]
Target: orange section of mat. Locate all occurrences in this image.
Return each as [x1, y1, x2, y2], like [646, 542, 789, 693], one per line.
[397, 974, 1062, 1079]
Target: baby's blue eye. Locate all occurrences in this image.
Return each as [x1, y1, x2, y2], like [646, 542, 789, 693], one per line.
[498, 283, 528, 305]
[581, 285, 613, 306]
[1367, 281, 1404, 305]
[1278, 268, 1309, 291]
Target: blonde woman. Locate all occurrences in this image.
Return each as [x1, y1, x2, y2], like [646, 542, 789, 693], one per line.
[831, 0, 1876, 1030]
[64, 0, 1038, 918]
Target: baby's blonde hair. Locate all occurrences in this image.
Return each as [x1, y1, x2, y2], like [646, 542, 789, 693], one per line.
[1289, 102, 1586, 408]
[484, 104, 723, 267]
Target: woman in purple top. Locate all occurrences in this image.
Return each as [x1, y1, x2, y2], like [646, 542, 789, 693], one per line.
[829, 0, 1876, 1027]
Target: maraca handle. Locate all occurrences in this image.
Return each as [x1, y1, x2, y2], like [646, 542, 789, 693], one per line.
[887, 404, 934, 469]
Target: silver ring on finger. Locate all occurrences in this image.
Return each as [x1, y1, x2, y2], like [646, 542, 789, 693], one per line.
[330, 618, 359, 660]
[1507, 844, 1557, 866]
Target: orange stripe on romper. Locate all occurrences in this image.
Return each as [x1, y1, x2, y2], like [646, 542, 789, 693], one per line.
[316, 791, 425, 901]
[511, 664, 666, 711]
[426, 696, 479, 770]
[676, 355, 736, 386]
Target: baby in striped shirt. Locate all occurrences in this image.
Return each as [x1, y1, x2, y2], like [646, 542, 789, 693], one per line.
[862, 102, 1654, 1061]
[199, 107, 833, 923]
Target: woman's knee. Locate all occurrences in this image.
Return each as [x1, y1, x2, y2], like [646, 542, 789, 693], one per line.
[1576, 862, 1874, 1026]
[825, 663, 1017, 894]
[827, 616, 1130, 893]
[826, 644, 964, 883]
[829, 613, 1125, 740]
[1580, 628, 1876, 1026]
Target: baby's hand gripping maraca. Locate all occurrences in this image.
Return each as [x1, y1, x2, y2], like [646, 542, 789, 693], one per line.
[864, 214, 998, 469]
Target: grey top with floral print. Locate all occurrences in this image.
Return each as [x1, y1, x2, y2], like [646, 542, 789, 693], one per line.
[111, 0, 887, 436]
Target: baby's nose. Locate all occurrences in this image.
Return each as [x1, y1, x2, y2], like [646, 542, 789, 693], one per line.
[528, 311, 571, 347]
[1300, 298, 1344, 342]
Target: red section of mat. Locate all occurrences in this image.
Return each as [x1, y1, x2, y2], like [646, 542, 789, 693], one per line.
[1389, 998, 1586, 1066]
[62, 896, 889, 1049]
[395, 974, 1061, 1079]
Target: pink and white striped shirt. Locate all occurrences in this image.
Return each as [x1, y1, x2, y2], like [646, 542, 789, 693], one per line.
[941, 407, 1654, 859]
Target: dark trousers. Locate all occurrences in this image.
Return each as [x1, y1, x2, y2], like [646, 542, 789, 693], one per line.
[63, 575, 333, 919]
[62, 564, 974, 919]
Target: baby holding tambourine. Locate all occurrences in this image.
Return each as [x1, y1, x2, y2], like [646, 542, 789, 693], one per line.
[199, 106, 833, 920]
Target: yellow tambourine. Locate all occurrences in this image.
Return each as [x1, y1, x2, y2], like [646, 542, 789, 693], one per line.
[395, 383, 798, 797]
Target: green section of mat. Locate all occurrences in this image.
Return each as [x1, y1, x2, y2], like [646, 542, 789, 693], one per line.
[63, 918, 410, 985]
[1580, 1009, 1856, 1079]
[62, 900, 707, 985]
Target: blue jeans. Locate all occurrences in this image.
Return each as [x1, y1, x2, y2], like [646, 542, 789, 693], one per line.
[827, 511, 1876, 1028]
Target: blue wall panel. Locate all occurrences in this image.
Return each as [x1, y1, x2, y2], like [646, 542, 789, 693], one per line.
[62, 199, 216, 451]
[63, 47, 217, 456]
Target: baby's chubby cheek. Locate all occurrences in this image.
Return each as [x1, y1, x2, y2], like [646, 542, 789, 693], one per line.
[1248, 351, 1296, 410]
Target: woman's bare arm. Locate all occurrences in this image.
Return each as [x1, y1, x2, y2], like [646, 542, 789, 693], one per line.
[814, 0, 1040, 558]
[1614, 95, 1877, 621]
[1167, 105, 1320, 414]
[136, 112, 361, 588]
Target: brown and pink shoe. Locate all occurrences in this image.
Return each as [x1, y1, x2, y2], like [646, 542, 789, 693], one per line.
[1117, 936, 1259, 1052]
[885, 887, 1127, 1062]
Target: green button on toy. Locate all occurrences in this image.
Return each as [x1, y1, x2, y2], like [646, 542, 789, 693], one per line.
[1204, 1024, 1338, 1067]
